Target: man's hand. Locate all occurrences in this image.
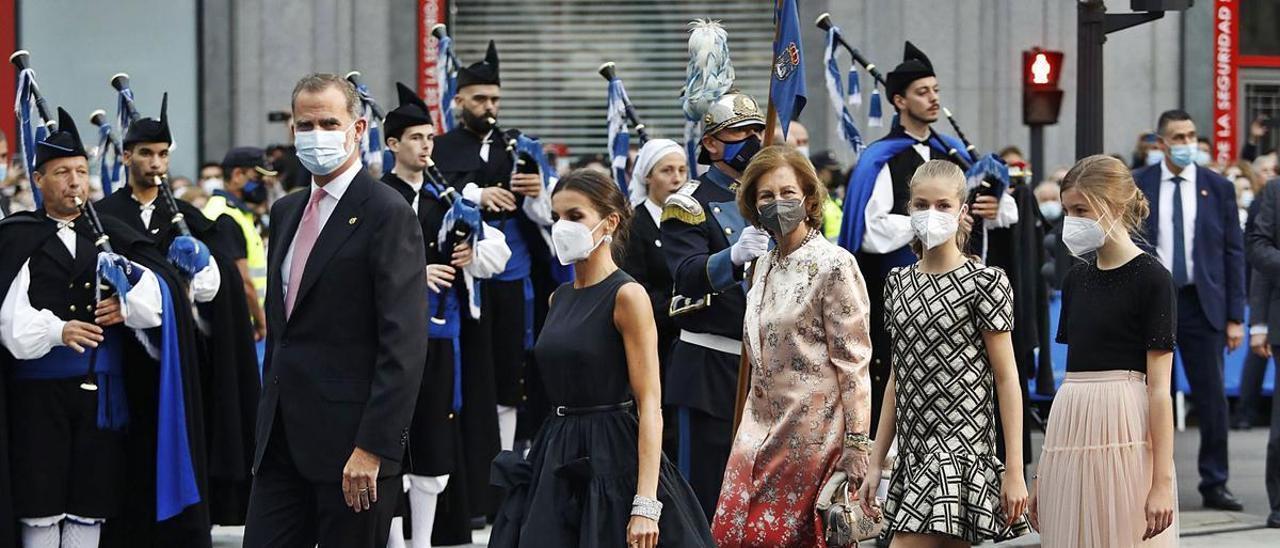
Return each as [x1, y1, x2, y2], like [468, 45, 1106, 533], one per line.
[972, 195, 1000, 221]
[342, 447, 381, 513]
[426, 264, 456, 292]
[94, 297, 125, 327]
[1251, 117, 1270, 142]
[1226, 321, 1244, 352]
[510, 173, 543, 199]
[480, 186, 517, 212]
[253, 321, 267, 342]
[62, 320, 104, 353]
[1251, 332, 1271, 358]
[451, 242, 474, 269]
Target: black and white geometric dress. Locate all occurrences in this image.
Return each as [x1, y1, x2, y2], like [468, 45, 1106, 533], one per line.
[880, 260, 1031, 543]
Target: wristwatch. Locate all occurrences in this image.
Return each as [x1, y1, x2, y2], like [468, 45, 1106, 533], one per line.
[845, 432, 873, 452]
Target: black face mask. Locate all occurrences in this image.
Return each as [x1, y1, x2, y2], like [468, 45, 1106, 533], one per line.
[242, 179, 267, 204]
[461, 109, 495, 133]
[717, 134, 762, 173]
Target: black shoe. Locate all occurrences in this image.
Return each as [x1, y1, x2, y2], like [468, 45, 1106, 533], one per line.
[1230, 418, 1252, 430]
[469, 516, 487, 530]
[1267, 511, 1280, 528]
[1202, 486, 1244, 511]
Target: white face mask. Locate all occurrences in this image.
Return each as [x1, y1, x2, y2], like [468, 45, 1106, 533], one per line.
[1062, 215, 1110, 256]
[910, 209, 959, 250]
[551, 218, 610, 265]
[295, 121, 356, 176]
[795, 145, 810, 159]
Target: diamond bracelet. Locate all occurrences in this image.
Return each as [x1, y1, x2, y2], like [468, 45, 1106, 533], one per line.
[631, 495, 663, 521]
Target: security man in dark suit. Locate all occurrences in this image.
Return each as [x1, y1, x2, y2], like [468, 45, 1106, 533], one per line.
[660, 91, 769, 519]
[242, 74, 429, 548]
[1135, 109, 1246, 512]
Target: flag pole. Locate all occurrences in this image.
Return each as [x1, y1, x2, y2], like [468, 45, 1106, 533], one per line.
[733, 0, 785, 435]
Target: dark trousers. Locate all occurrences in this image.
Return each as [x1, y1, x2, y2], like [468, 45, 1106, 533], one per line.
[675, 406, 732, 522]
[1177, 286, 1231, 492]
[243, 424, 399, 548]
[1237, 351, 1271, 425]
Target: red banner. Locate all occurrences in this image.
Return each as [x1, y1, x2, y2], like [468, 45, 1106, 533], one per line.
[1212, 0, 1238, 164]
[0, 0, 15, 151]
[418, 0, 447, 132]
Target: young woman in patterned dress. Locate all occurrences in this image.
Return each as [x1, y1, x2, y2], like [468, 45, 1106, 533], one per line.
[857, 160, 1031, 546]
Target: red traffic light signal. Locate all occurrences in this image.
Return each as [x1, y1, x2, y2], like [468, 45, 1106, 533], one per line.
[1023, 48, 1065, 125]
[1023, 49, 1064, 89]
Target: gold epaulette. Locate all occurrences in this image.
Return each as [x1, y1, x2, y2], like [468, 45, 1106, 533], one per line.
[661, 181, 705, 225]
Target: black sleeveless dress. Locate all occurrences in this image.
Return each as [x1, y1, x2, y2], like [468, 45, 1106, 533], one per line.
[489, 269, 713, 547]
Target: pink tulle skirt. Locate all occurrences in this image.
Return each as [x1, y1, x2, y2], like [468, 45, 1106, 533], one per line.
[1036, 370, 1178, 547]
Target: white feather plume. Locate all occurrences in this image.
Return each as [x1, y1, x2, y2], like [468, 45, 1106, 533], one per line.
[682, 19, 735, 121]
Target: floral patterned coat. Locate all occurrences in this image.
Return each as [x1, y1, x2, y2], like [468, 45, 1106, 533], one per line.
[711, 233, 873, 547]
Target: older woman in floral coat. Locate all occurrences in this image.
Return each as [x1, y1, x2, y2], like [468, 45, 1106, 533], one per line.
[711, 146, 873, 547]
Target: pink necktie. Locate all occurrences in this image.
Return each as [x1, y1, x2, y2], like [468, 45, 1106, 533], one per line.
[285, 190, 327, 318]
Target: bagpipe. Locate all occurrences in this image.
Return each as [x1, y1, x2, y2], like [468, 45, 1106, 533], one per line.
[817, 13, 1007, 227]
[9, 50, 57, 207]
[598, 61, 648, 192]
[109, 73, 211, 277]
[345, 71, 390, 172]
[430, 24, 461, 133]
[74, 195, 136, 392]
[89, 109, 126, 194]
[424, 158, 481, 325]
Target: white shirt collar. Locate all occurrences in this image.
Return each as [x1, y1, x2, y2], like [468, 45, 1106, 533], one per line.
[643, 198, 663, 222]
[1159, 160, 1196, 183]
[310, 160, 362, 202]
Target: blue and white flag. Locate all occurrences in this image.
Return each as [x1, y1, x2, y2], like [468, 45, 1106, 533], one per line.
[771, 0, 807, 140]
[824, 25, 863, 154]
[436, 35, 460, 132]
[606, 78, 632, 193]
[14, 68, 47, 207]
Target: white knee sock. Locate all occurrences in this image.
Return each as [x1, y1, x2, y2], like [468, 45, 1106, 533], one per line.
[61, 516, 103, 548]
[497, 405, 517, 451]
[20, 519, 60, 548]
[386, 516, 407, 548]
[407, 474, 450, 548]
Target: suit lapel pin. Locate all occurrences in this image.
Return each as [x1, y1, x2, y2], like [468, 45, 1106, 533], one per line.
[1200, 189, 1208, 197]
[348, 217, 358, 225]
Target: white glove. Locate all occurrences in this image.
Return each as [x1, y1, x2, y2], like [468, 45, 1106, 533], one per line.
[730, 225, 770, 266]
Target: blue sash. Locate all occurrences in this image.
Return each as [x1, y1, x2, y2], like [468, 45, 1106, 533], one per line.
[11, 329, 128, 430]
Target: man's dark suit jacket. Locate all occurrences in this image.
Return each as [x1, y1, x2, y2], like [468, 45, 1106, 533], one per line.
[1135, 164, 1245, 330]
[253, 167, 429, 482]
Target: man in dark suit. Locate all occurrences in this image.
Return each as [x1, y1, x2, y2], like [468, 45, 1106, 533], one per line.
[1135, 109, 1246, 511]
[1245, 176, 1280, 528]
[242, 73, 429, 547]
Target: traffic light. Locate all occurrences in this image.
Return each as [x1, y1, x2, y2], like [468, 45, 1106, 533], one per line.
[1023, 48, 1065, 126]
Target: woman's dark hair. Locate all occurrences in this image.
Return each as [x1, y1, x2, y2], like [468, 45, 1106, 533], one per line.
[551, 168, 633, 262]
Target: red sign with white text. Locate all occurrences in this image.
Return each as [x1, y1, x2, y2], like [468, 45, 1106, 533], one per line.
[1213, 0, 1237, 164]
[418, 0, 447, 133]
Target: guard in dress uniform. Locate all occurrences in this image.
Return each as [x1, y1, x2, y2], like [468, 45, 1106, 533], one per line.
[93, 94, 261, 526]
[381, 83, 511, 547]
[0, 108, 209, 548]
[431, 40, 555, 522]
[837, 42, 1016, 435]
[660, 90, 770, 520]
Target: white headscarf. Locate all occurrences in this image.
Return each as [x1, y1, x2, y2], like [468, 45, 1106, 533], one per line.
[628, 139, 686, 206]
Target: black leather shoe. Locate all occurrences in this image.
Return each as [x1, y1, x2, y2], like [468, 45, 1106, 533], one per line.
[469, 516, 487, 530]
[1267, 511, 1280, 528]
[1202, 486, 1244, 511]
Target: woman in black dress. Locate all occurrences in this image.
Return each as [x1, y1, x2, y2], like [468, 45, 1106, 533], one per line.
[489, 169, 712, 548]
